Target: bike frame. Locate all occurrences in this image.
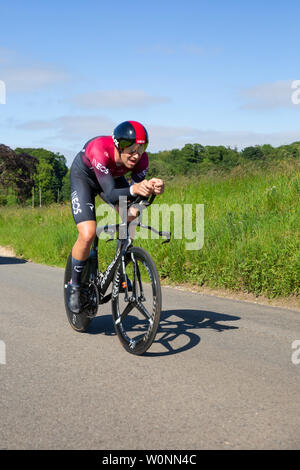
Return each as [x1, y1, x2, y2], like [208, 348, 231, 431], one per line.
[87, 196, 170, 305]
[89, 227, 170, 304]
[90, 224, 131, 304]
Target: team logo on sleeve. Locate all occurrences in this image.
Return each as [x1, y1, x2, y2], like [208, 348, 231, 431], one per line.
[92, 158, 109, 174]
[132, 168, 148, 182]
[138, 169, 147, 178]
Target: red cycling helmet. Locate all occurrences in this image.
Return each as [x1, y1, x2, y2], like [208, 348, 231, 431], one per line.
[112, 121, 149, 151]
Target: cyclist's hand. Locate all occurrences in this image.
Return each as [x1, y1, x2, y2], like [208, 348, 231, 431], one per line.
[127, 206, 139, 221]
[149, 178, 164, 195]
[132, 180, 154, 197]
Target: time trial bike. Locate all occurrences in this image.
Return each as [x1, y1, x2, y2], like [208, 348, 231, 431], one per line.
[64, 195, 170, 355]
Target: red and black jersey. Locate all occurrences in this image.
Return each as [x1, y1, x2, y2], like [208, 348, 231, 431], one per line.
[72, 135, 148, 206]
[82, 135, 148, 182]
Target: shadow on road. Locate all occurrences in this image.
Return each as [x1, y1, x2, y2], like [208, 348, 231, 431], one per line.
[0, 256, 27, 265]
[145, 309, 240, 356]
[86, 309, 240, 356]
[87, 314, 115, 336]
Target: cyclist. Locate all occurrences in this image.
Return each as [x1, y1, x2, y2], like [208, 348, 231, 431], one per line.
[67, 120, 164, 313]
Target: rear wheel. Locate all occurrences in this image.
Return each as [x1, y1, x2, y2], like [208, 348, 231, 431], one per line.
[64, 253, 98, 332]
[111, 246, 162, 355]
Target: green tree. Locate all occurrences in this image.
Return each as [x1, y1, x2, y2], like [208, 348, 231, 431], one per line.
[242, 146, 264, 160]
[221, 147, 240, 166]
[181, 143, 205, 165]
[204, 146, 224, 163]
[34, 159, 54, 205]
[61, 169, 71, 201]
[260, 144, 274, 159]
[0, 144, 38, 205]
[15, 147, 68, 204]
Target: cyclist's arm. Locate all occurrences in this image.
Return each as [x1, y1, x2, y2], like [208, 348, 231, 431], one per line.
[130, 165, 154, 197]
[87, 143, 134, 204]
[95, 170, 132, 205]
[91, 150, 151, 203]
[131, 168, 148, 184]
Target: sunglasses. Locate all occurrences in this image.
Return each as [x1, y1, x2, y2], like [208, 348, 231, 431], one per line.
[123, 142, 147, 156]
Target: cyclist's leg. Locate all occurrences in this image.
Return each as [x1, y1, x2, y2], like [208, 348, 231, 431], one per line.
[70, 164, 98, 282]
[68, 164, 98, 312]
[72, 221, 96, 263]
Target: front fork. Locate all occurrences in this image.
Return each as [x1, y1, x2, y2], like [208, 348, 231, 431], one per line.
[121, 249, 145, 303]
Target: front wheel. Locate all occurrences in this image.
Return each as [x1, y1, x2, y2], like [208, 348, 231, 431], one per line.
[111, 246, 162, 355]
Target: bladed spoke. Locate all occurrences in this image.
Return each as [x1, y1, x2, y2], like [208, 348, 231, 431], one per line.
[135, 300, 153, 325]
[115, 301, 135, 325]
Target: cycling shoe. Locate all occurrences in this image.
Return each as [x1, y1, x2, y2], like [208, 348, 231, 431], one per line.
[66, 283, 81, 313]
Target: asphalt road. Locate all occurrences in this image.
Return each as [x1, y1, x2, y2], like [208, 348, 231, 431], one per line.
[0, 255, 299, 450]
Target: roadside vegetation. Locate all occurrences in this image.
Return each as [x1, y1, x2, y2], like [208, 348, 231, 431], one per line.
[0, 141, 299, 301]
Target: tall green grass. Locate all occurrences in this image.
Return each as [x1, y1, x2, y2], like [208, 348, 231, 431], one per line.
[0, 158, 299, 299]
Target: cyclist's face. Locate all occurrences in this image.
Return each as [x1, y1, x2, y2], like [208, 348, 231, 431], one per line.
[120, 144, 144, 168]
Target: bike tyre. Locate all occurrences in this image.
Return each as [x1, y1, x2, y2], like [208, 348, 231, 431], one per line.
[111, 246, 162, 355]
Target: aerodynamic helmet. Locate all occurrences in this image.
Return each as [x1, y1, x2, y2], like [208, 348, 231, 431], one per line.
[112, 121, 149, 152]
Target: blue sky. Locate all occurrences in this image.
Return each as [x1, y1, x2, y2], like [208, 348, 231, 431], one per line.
[0, 0, 300, 166]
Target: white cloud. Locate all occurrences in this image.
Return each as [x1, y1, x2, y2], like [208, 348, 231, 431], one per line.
[135, 43, 221, 57]
[1, 65, 70, 92]
[16, 115, 300, 153]
[240, 80, 299, 109]
[0, 46, 17, 64]
[18, 115, 115, 140]
[135, 44, 176, 55]
[148, 124, 300, 151]
[16, 115, 116, 165]
[0, 45, 70, 92]
[182, 44, 206, 55]
[69, 90, 171, 109]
